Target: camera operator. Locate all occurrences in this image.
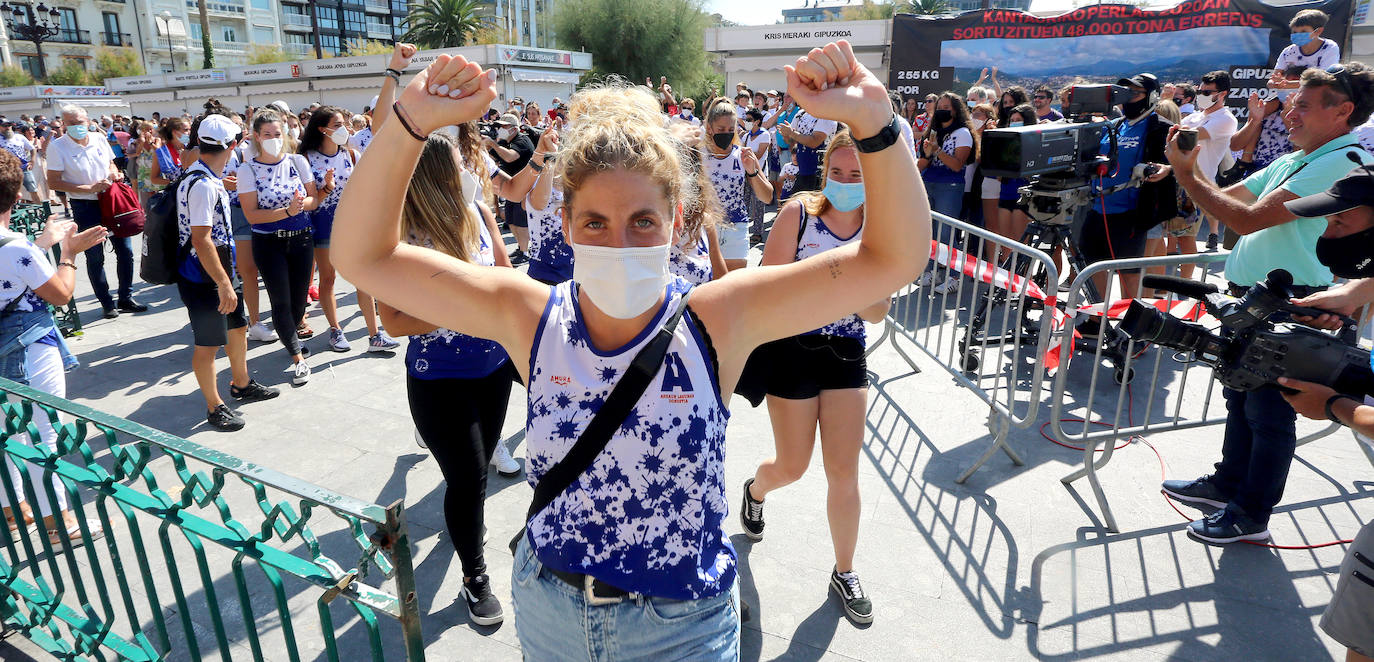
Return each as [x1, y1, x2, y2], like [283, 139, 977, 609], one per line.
[1161, 62, 1374, 545]
[1078, 73, 1177, 300]
[1265, 166, 1374, 662]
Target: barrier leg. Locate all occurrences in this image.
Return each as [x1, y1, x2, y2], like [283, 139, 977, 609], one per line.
[864, 318, 893, 360]
[885, 319, 922, 375]
[956, 414, 1024, 484]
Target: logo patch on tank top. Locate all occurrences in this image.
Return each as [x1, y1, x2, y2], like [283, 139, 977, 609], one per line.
[550, 375, 571, 385]
[660, 351, 694, 403]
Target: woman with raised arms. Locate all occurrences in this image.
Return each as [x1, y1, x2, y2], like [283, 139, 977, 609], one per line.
[331, 41, 928, 661]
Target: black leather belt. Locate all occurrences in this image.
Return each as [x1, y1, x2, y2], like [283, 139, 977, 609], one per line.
[546, 568, 638, 605]
[1227, 282, 1326, 298]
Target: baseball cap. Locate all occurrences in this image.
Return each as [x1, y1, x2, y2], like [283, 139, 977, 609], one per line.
[197, 114, 240, 148]
[495, 113, 520, 126]
[1284, 159, 1374, 218]
[1117, 73, 1160, 93]
[367, 95, 379, 112]
[268, 100, 291, 115]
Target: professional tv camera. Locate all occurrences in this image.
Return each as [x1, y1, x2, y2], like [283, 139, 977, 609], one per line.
[980, 84, 1136, 225]
[1118, 270, 1374, 395]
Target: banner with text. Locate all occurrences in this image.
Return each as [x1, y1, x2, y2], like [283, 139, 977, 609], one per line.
[889, 0, 1352, 105]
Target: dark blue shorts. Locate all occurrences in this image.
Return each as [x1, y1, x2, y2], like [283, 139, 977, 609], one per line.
[311, 205, 335, 247]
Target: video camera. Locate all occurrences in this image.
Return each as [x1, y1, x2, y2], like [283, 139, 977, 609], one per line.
[1118, 270, 1374, 395]
[980, 84, 1136, 225]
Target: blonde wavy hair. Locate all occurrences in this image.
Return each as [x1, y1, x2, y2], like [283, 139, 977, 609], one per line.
[556, 83, 687, 227]
[792, 127, 857, 217]
[403, 132, 480, 263]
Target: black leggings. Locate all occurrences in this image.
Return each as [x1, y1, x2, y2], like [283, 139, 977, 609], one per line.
[252, 231, 314, 357]
[407, 366, 513, 578]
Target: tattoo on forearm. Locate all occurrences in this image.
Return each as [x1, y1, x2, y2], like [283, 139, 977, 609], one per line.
[826, 255, 842, 279]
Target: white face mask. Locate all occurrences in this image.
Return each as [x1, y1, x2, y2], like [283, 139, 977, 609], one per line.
[459, 168, 480, 207]
[1195, 92, 1217, 110]
[330, 126, 350, 146]
[260, 137, 284, 157]
[498, 127, 514, 142]
[571, 242, 671, 319]
[288, 127, 300, 139]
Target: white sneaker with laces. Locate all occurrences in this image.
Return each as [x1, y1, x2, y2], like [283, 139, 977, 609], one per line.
[291, 361, 310, 385]
[247, 322, 277, 342]
[916, 271, 934, 288]
[933, 275, 961, 295]
[490, 444, 521, 476]
[368, 330, 401, 352]
[328, 327, 350, 352]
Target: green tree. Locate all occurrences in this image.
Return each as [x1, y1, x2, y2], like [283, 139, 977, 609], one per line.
[197, 0, 214, 68]
[345, 39, 394, 57]
[0, 66, 33, 88]
[248, 44, 293, 64]
[44, 60, 93, 86]
[555, 0, 712, 90]
[402, 0, 490, 48]
[841, 1, 897, 20]
[895, 0, 951, 15]
[93, 48, 144, 82]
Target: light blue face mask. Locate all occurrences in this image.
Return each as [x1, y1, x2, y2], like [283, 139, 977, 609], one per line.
[823, 177, 865, 212]
[65, 125, 87, 140]
[1009, 121, 1025, 128]
[1290, 31, 1314, 47]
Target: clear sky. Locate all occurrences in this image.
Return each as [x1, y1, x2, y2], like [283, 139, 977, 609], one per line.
[705, 0, 1080, 27]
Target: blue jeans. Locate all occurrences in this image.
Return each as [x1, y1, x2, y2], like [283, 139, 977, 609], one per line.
[925, 180, 964, 274]
[1212, 386, 1298, 525]
[511, 536, 741, 662]
[71, 198, 133, 309]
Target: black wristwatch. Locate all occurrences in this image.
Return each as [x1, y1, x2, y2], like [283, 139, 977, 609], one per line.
[1325, 394, 1358, 424]
[853, 114, 903, 154]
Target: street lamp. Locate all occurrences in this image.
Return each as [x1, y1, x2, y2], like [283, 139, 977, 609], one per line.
[3, 2, 63, 80]
[154, 10, 181, 73]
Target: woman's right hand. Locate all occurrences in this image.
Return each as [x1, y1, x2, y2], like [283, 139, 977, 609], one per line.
[397, 54, 497, 135]
[784, 41, 890, 139]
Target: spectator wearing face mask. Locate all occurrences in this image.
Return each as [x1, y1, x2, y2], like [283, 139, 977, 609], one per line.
[742, 108, 772, 243]
[151, 117, 189, 188]
[997, 87, 1030, 128]
[485, 113, 535, 264]
[917, 91, 976, 294]
[1174, 83, 1198, 115]
[1179, 70, 1238, 250]
[1273, 10, 1340, 91]
[676, 97, 701, 126]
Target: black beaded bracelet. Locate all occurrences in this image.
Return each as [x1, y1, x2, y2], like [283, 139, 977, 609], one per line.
[391, 102, 426, 141]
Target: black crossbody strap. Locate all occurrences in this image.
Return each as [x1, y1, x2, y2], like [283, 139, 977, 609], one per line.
[510, 289, 693, 553]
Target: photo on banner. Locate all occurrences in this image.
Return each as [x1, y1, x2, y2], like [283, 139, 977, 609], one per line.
[888, 0, 1354, 107]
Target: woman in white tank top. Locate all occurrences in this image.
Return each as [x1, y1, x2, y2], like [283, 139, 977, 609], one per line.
[331, 44, 931, 661]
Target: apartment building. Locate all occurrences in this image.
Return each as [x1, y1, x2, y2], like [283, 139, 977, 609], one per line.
[0, 1, 142, 78]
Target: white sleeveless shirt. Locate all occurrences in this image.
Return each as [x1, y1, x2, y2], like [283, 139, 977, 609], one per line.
[524, 277, 733, 600]
[797, 210, 866, 343]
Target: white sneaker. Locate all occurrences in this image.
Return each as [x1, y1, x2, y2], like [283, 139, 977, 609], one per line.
[247, 322, 277, 342]
[291, 360, 310, 385]
[414, 428, 427, 449]
[933, 275, 961, 295]
[490, 443, 521, 476]
[368, 330, 401, 352]
[916, 271, 934, 288]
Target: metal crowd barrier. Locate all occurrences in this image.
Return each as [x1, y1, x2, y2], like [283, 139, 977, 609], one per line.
[873, 211, 1060, 484]
[0, 379, 425, 660]
[9, 202, 81, 337]
[1049, 252, 1349, 532]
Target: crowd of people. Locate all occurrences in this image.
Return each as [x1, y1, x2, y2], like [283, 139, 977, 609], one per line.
[0, 10, 1366, 659]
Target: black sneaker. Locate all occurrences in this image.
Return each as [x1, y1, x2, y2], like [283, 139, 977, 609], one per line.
[102, 306, 119, 320]
[460, 574, 504, 626]
[116, 298, 148, 313]
[1161, 474, 1230, 509]
[1206, 233, 1220, 251]
[508, 249, 529, 265]
[740, 478, 765, 541]
[206, 404, 245, 431]
[830, 568, 873, 624]
[1187, 508, 1270, 544]
[229, 379, 280, 403]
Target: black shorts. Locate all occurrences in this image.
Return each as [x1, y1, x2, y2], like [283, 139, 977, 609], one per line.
[176, 279, 247, 347]
[735, 335, 868, 405]
[503, 198, 528, 228]
[1078, 209, 1149, 272]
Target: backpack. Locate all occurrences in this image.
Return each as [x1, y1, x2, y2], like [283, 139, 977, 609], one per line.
[140, 171, 207, 285]
[97, 180, 145, 238]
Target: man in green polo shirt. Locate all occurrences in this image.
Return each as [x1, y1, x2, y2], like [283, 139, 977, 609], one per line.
[1161, 62, 1374, 545]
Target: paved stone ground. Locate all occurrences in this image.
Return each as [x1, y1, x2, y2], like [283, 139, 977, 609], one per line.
[2, 214, 1372, 661]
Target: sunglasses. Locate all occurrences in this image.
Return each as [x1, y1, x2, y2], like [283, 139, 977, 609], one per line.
[1326, 64, 1357, 103]
[1033, 95, 1051, 100]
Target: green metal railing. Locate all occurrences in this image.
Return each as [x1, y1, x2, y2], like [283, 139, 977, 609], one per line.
[0, 378, 425, 660]
[10, 203, 81, 337]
